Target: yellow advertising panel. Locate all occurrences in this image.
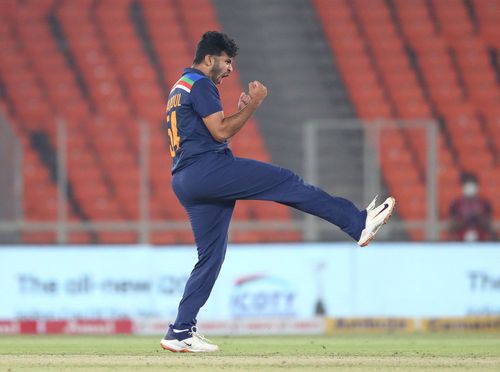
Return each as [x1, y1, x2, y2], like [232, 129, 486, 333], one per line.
[423, 317, 500, 332]
[326, 318, 415, 333]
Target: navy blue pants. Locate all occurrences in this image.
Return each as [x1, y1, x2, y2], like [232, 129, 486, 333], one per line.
[171, 150, 366, 329]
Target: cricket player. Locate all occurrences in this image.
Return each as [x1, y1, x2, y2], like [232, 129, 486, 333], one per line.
[160, 31, 395, 353]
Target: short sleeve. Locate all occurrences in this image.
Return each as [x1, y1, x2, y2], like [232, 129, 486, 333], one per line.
[190, 78, 223, 118]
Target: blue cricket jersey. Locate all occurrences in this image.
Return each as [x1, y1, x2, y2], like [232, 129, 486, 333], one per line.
[165, 68, 227, 173]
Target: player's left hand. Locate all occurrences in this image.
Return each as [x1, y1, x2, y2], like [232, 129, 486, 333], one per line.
[237, 92, 252, 111]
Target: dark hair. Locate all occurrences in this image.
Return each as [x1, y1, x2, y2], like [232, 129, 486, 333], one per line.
[460, 172, 478, 184]
[193, 31, 238, 64]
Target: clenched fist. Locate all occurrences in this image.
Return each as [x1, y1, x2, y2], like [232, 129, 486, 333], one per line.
[248, 81, 267, 107]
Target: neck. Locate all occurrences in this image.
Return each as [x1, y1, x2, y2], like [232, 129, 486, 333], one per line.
[191, 64, 210, 77]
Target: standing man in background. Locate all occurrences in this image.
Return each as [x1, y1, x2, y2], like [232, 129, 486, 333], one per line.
[160, 31, 396, 353]
[449, 172, 494, 241]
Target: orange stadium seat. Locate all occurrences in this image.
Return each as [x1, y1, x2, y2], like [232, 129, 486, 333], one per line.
[475, 0, 500, 48]
[68, 232, 94, 244]
[150, 231, 178, 245]
[3, 0, 498, 244]
[98, 231, 138, 244]
[313, 0, 499, 240]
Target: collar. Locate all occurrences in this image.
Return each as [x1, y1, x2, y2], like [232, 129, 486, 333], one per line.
[183, 68, 206, 77]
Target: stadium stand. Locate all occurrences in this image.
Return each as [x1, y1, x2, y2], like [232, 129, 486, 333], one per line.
[0, 0, 300, 244]
[313, 0, 499, 240]
[0, 0, 498, 243]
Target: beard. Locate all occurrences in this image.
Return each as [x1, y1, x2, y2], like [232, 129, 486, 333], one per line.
[210, 61, 228, 85]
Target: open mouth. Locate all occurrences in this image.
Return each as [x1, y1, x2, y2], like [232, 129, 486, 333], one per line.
[217, 74, 229, 84]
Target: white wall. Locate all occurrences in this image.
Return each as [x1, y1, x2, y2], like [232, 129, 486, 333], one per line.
[0, 243, 499, 320]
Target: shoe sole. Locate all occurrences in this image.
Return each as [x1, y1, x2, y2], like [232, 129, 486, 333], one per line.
[160, 341, 218, 353]
[359, 197, 396, 247]
[160, 341, 191, 353]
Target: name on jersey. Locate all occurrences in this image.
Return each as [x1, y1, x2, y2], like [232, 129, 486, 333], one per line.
[166, 93, 182, 112]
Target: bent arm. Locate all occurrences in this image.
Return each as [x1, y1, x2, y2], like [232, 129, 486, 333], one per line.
[202, 100, 260, 142]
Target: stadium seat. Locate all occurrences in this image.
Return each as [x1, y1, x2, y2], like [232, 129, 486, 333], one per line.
[2, 0, 498, 244]
[313, 0, 499, 240]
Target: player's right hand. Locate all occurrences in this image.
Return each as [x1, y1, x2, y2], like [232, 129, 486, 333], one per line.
[248, 81, 267, 106]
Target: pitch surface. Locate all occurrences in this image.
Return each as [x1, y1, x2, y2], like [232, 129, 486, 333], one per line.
[1, 334, 499, 371]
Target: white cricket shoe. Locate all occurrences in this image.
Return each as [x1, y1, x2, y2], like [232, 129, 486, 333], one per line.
[358, 196, 396, 247]
[160, 327, 219, 353]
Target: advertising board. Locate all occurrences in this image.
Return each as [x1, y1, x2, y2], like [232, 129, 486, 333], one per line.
[0, 243, 499, 320]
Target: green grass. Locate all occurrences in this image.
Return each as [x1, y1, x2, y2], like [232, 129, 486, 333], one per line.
[0, 334, 499, 371]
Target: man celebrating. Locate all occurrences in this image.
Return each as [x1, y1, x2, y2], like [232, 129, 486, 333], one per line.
[160, 31, 395, 353]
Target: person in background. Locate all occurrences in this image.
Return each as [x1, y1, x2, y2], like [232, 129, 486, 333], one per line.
[449, 172, 494, 241]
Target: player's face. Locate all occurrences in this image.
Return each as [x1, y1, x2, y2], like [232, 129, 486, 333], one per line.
[210, 53, 233, 85]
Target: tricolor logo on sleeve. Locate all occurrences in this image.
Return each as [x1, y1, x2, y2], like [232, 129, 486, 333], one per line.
[170, 76, 194, 93]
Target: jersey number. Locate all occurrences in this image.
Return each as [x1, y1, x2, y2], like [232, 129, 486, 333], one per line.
[167, 111, 180, 157]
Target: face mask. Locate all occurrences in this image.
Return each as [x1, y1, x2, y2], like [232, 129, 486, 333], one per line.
[463, 182, 477, 197]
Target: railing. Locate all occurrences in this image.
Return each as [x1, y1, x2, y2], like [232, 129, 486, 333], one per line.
[0, 117, 497, 244]
[0, 114, 22, 243]
[302, 119, 439, 241]
[0, 118, 304, 244]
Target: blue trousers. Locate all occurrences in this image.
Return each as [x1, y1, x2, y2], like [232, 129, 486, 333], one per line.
[171, 150, 366, 329]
